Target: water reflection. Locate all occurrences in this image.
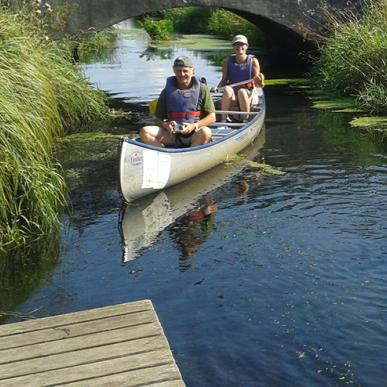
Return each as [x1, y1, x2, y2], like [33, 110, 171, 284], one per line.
[0, 234, 60, 323]
[119, 132, 265, 263]
[139, 46, 174, 61]
[170, 195, 218, 271]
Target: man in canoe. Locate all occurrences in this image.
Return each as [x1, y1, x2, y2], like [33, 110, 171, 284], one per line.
[212, 34, 264, 122]
[140, 56, 216, 148]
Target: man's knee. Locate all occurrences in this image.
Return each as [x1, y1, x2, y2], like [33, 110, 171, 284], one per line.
[139, 126, 147, 141]
[140, 125, 156, 140]
[197, 127, 212, 144]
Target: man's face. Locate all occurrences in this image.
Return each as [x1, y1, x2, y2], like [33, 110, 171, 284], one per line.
[173, 66, 194, 88]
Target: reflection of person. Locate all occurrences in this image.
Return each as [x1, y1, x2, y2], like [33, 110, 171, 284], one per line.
[140, 56, 216, 148]
[170, 197, 218, 270]
[212, 35, 264, 122]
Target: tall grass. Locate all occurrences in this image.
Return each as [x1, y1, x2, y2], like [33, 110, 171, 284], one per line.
[0, 6, 108, 250]
[313, 0, 387, 114]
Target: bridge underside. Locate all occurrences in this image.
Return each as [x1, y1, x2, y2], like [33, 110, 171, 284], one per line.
[48, 0, 360, 67]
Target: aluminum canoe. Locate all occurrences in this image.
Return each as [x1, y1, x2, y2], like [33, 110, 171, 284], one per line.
[119, 92, 266, 202]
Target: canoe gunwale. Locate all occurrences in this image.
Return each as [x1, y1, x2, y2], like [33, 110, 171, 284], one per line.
[123, 119, 254, 154]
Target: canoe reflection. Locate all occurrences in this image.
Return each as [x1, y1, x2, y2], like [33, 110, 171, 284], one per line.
[119, 130, 265, 263]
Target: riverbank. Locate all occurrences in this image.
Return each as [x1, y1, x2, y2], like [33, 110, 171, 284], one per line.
[0, 5, 109, 252]
[310, 0, 386, 139]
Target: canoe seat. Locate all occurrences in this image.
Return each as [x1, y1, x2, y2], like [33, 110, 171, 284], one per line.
[211, 126, 234, 140]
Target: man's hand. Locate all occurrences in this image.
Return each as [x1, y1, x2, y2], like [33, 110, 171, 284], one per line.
[160, 121, 175, 133]
[179, 123, 197, 135]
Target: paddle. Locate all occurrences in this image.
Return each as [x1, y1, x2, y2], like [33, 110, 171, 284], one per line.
[211, 77, 254, 93]
[211, 73, 265, 93]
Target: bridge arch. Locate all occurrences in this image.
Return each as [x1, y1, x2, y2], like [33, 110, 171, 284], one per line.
[51, 0, 359, 65]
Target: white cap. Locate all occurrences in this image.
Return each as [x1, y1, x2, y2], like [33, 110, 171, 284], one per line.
[232, 34, 248, 45]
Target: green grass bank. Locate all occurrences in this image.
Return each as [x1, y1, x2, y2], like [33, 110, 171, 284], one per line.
[0, 5, 108, 251]
[311, 0, 387, 138]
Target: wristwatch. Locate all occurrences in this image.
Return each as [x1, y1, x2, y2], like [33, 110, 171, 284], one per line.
[194, 122, 199, 131]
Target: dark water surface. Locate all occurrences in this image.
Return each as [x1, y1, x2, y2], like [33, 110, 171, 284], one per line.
[3, 22, 387, 387]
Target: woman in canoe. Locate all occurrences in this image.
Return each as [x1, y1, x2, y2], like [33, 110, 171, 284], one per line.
[140, 56, 216, 148]
[213, 34, 264, 122]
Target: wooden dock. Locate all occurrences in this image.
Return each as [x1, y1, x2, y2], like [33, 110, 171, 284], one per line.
[0, 300, 185, 386]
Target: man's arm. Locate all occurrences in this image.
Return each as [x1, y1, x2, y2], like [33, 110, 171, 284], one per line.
[198, 84, 216, 128]
[154, 89, 175, 133]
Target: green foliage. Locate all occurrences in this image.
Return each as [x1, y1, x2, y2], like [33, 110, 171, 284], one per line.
[141, 17, 173, 41]
[140, 7, 264, 48]
[357, 80, 387, 115]
[0, 5, 109, 250]
[207, 9, 264, 48]
[313, 0, 387, 114]
[78, 28, 118, 63]
[162, 7, 212, 34]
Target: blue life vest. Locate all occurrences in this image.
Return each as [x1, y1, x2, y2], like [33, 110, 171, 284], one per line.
[227, 55, 254, 90]
[165, 76, 201, 124]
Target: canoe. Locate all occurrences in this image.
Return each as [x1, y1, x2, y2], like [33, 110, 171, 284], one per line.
[119, 131, 266, 262]
[119, 89, 265, 202]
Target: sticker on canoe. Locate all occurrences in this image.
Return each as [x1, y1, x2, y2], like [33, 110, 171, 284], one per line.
[130, 152, 143, 166]
[142, 150, 171, 189]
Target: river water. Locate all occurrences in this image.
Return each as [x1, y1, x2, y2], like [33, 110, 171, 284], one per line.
[3, 21, 387, 386]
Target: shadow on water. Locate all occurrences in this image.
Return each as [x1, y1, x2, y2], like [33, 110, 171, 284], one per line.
[0, 234, 60, 324]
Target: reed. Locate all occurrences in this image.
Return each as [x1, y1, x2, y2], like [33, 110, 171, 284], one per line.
[0, 6, 108, 250]
[313, 0, 387, 114]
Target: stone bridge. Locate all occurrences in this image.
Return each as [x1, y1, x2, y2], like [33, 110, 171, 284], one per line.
[50, 0, 360, 64]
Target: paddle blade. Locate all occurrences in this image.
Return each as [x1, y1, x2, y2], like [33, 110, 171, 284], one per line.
[149, 99, 158, 116]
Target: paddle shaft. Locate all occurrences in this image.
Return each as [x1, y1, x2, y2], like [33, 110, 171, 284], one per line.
[216, 78, 255, 92]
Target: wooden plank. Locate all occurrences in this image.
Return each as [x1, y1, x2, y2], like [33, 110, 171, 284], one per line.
[0, 324, 160, 364]
[64, 364, 184, 387]
[0, 300, 184, 386]
[0, 300, 152, 337]
[0, 310, 155, 350]
[0, 348, 175, 386]
[0, 335, 168, 378]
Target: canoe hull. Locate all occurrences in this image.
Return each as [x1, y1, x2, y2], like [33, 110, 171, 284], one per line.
[120, 95, 265, 202]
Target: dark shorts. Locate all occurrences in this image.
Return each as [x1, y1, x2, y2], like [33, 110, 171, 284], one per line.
[173, 133, 195, 148]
